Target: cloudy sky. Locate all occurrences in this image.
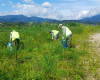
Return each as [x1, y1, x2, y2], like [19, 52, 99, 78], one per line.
[0, 0, 100, 20]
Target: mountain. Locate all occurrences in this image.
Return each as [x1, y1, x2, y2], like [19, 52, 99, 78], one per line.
[80, 14, 100, 23]
[1, 14, 100, 23]
[0, 15, 57, 23]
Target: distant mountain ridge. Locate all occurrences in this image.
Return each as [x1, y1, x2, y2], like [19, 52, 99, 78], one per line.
[80, 14, 100, 23]
[0, 15, 57, 23]
[0, 14, 100, 23]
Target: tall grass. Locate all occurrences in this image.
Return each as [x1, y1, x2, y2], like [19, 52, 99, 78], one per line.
[0, 23, 100, 80]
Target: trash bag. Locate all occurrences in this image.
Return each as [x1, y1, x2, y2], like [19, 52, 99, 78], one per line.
[7, 43, 13, 51]
[61, 39, 67, 48]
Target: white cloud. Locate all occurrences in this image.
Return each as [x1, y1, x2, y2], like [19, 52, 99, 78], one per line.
[42, 2, 52, 8]
[13, 3, 42, 16]
[76, 7, 100, 19]
[12, 2, 78, 20]
[77, 10, 89, 19]
[5, 1, 100, 20]
[1, 4, 6, 6]
[12, 2, 61, 19]
[1, 0, 100, 20]
[2, 2, 100, 20]
[23, 0, 34, 4]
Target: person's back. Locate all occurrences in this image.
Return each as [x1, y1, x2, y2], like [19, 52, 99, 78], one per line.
[62, 26, 72, 38]
[10, 30, 20, 50]
[49, 30, 59, 40]
[11, 31, 20, 42]
[52, 30, 59, 36]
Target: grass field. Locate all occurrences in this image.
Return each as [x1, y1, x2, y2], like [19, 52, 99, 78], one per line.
[0, 23, 100, 80]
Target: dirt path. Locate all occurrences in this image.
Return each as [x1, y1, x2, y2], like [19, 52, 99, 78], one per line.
[89, 33, 100, 54]
[89, 33, 100, 80]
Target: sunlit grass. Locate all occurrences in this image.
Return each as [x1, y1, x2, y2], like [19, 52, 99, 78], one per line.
[0, 23, 100, 80]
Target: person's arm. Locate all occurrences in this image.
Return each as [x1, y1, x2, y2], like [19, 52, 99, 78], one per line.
[62, 27, 66, 39]
[9, 33, 12, 43]
[51, 32, 54, 39]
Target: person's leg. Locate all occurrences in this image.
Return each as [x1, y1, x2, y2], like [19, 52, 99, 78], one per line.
[13, 39, 20, 50]
[66, 37, 68, 46]
[16, 39, 20, 50]
[12, 40, 16, 51]
[13, 40, 16, 46]
[66, 35, 72, 47]
[55, 34, 57, 40]
[57, 33, 59, 40]
[67, 35, 72, 47]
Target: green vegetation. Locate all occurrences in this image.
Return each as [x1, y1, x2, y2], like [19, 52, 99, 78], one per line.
[0, 22, 100, 80]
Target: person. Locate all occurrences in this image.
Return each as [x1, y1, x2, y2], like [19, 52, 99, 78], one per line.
[9, 30, 20, 50]
[49, 30, 59, 40]
[59, 24, 72, 47]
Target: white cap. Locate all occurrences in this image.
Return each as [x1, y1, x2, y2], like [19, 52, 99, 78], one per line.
[59, 24, 62, 26]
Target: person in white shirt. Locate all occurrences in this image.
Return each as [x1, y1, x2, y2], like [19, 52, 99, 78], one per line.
[59, 24, 72, 47]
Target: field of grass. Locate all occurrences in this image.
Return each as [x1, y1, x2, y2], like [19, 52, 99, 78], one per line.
[0, 23, 100, 80]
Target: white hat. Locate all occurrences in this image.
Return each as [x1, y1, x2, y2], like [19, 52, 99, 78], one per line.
[59, 24, 62, 26]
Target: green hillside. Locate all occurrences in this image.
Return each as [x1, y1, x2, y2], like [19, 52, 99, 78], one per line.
[0, 23, 100, 80]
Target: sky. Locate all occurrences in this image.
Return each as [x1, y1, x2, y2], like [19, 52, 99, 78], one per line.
[0, 0, 100, 20]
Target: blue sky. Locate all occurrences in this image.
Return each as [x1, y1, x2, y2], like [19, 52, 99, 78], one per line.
[0, 0, 100, 20]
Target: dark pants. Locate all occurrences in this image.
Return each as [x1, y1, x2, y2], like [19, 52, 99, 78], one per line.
[13, 39, 20, 50]
[66, 35, 72, 47]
